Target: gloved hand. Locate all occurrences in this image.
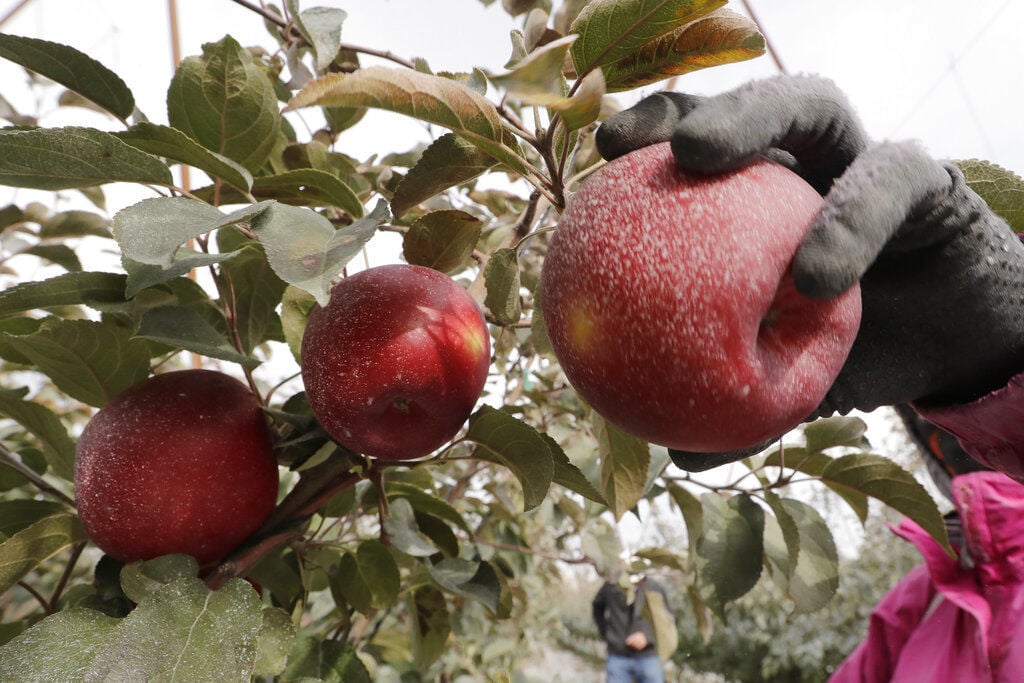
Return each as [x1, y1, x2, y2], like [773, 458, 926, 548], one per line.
[594, 75, 1024, 471]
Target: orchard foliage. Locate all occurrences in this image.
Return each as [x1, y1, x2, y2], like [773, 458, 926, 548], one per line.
[0, 0, 999, 679]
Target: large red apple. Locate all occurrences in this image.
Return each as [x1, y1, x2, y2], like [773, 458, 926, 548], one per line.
[74, 369, 279, 564]
[541, 142, 862, 453]
[300, 264, 490, 460]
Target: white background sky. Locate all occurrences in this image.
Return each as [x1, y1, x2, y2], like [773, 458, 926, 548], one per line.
[1, 0, 1011, 553]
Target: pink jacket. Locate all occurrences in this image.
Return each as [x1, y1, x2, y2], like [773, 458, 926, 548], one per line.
[829, 470, 1024, 682]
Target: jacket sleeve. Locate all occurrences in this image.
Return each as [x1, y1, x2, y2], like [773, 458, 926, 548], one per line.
[829, 564, 937, 682]
[914, 371, 1024, 484]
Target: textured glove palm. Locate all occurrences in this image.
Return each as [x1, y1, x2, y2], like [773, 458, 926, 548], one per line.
[594, 75, 1024, 470]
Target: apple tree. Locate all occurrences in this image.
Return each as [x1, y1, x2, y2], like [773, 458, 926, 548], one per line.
[0, 0, 1015, 679]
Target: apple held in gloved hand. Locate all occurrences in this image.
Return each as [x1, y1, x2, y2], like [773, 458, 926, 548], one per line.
[75, 370, 280, 565]
[301, 264, 490, 460]
[541, 142, 862, 452]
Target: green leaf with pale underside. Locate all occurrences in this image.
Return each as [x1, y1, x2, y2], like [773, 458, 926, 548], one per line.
[956, 158, 1024, 233]
[391, 133, 497, 217]
[467, 406, 555, 511]
[116, 122, 254, 191]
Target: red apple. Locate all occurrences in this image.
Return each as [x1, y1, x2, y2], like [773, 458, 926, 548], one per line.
[300, 264, 490, 460]
[540, 142, 862, 453]
[75, 369, 279, 564]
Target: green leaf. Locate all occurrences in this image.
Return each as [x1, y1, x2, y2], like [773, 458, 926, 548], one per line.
[281, 636, 371, 683]
[640, 587, 679, 661]
[390, 133, 497, 218]
[0, 608, 120, 681]
[0, 500, 69, 537]
[254, 607, 295, 677]
[123, 250, 244, 298]
[600, 8, 765, 91]
[287, 66, 537, 181]
[251, 200, 389, 306]
[667, 482, 703, 561]
[383, 497, 439, 557]
[387, 482, 473, 534]
[956, 158, 1024, 233]
[429, 558, 502, 614]
[119, 554, 200, 605]
[544, 432, 606, 504]
[0, 127, 171, 190]
[697, 493, 764, 611]
[490, 35, 577, 103]
[0, 512, 86, 595]
[467, 406, 555, 511]
[821, 453, 952, 554]
[484, 247, 522, 325]
[762, 490, 800, 580]
[40, 209, 112, 238]
[778, 498, 839, 614]
[91, 578, 263, 680]
[0, 33, 134, 119]
[408, 585, 450, 670]
[116, 122, 254, 191]
[570, 0, 727, 78]
[634, 546, 686, 572]
[217, 230, 287, 353]
[554, 67, 606, 131]
[20, 244, 81, 272]
[0, 393, 76, 480]
[280, 285, 317, 362]
[136, 305, 259, 368]
[112, 197, 271, 267]
[5, 318, 151, 407]
[0, 271, 128, 318]
[248, 169, 363, 217]
[331, 540, 401, 613]
[291, 4, 347, 72]
[594, 413, 650, 520]
[803, 416, 869, 454]
[402, 210, 482, 274]
[762, 445, 870, 523]
[167, 35, 281, 171]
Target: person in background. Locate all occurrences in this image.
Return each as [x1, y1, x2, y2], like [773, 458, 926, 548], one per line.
[592, 572, 671, 683]
[594, 74, 1024, 682]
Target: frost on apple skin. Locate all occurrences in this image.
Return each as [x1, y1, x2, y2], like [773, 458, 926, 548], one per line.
[541, 142, 862, 452]
[74, 370, 280, 565]
[300, 264, 491, 461]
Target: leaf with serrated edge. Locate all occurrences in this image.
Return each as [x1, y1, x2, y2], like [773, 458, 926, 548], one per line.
[570, 0, 725, 77]
[391, 133, 496, 218]
[387, 482, 473, 534]
[116, 123, 253, 191]
[0, 271, 128, 318]
[821, 453, 951, 555]
[113, 198, 272, 267]
[490, 35, 577, 102]
[956, 158, 1024, 233]
[594, 413, 650, 520]
[429, 558, 502, 614]
[289, 2, 347, 72]
[383, 497, 438, 557]
[780, 498, 839, 613]
[602, 8, 765, 91]
[5, 318, 151, 407]
[403, 210, 482, 274]
[0, 608, 120, 680]
[763, 490, 799, 580]
[697, 493, 764, 611]
[250, 169, 363, 217]
[281, 636, 371, 682]
[555, 68, 606, 131]
[217, 230, 287, 354]
[252, 200, 387, 306]
[136, 305, 259, 368]
[254, 607, 295, 677]
[667, 483, 702, 561]
[0, 395, 75, 480]
[88, 578, 263, 681]
[0, 33, 134, 118]
[167, 36, 280, 172]
[287, 66, 537, 181]
[542, 432, 606, 504]
[0, 513, 86, 595]
[467, 406, 555, 511]
[0, 127, 171, 190]
[484, 247, 522, 325]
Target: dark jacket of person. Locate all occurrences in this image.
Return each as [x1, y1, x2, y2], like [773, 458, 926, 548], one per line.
[592, 577, 668, 658]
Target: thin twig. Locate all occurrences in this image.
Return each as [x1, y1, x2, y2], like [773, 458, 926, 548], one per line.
[49, 542, 86, 608]
[17, 580, 51, 614]
[0, 443, 75, 507]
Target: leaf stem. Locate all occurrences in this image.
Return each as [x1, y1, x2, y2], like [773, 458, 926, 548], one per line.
[0, 443, 76, 507]
[49, 541, 87, 608]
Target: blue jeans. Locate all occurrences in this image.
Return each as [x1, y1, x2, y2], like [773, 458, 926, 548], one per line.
[606, 653, 664, 683]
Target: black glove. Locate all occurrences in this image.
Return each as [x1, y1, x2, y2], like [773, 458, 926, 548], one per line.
[595, 75, 1024, 472]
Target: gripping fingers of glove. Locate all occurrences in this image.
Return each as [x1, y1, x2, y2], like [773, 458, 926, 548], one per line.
[671, 75, 868, 194]
[595, 91, 704, 161]
[793, 140, 956, 299]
